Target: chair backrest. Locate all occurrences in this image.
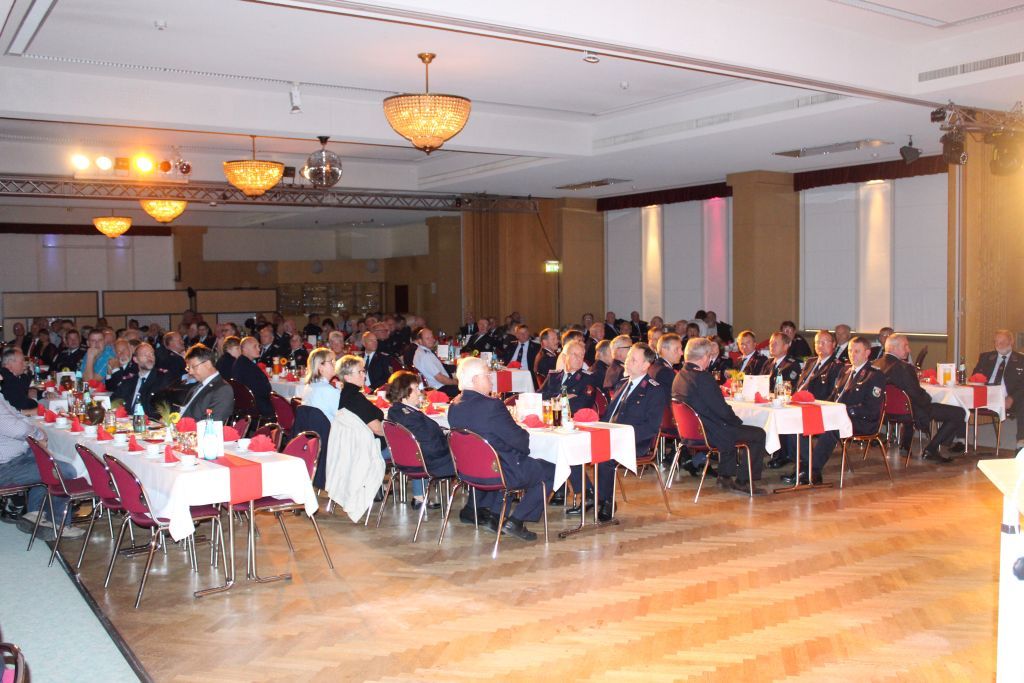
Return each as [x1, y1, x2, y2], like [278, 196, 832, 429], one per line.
[231, 415, 251, 438]
[26, 437, 69, 494]
[253, 422, 282, 451]
[670, 400, 711, 448]
[447, 428, 506, 490]
[281, 431, 320, 479]
[75, 444, 119, 504]
[269, 392, 295, 431]
[382, 420, 428, 475]
[226, 378, 257, 416]
[0, 641, 27, 683]
[103, 454, 158, 527]
[884, 385, 913, 417]
[293, 404, 332, 489]
[659, 405, 676, 433]
[289, 396, 303, 409]
[592, 389, 608, 416]
[502, 395, 518, 408]
[914, 345, 929, 369]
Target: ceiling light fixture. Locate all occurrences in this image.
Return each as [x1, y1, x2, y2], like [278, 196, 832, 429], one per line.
[774, 139, 892, 158]
[383, 53, 471, 154]
[71, 154, 90, 170]
[133, 155, 154, 173]
[301, 136, 342, 188]
[95, 156, 113, 171]
[93, 214, 132, 239]
[290, 82, 303, 114]
[583, 50, 600, 64]
[223, 136, 284, 197]
[140, 199, 187, 223]
[941, 129, 967, 165]
[899, 136, 921, 164]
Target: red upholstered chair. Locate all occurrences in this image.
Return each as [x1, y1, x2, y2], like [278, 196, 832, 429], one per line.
[226, 378, 258, 423]
[592, 389, 608, 417]
[230, 433, 332, 570]
[269, 392, 295, 434]
[74, 444, 132, 569]
[882, 385, 925, 466]
[439, 429, 548, 557]
[671, 400, 753, 501]
[230, 415, 251, 439]
[253, 422, 283, 451]
[613, 436, 672, 517]
[838, 405, 892, 488]
[25, 437, 94, 567]
[379, 420, 454, 541]
[103, 455, 224, 608]
[289, 396, 303, 410]
[656, 405, 679, 464]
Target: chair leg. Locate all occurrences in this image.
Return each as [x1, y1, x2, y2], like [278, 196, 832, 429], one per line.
[492, 494, 509, 558]
[743, 446, 753, 497]
[876, 437, 893, 483]
[694, 454, 714, 503]
[375, 473, 395, 528]
[437, 482, 462, 545]
[104, 518, 130, 587]
[27, 492, 51, 551]
[48, 499, 73, 567]
[134, 530, 162, 609]
[652, 465, 672, 514]
[839, 440, 849, 489]
[665, 445, 682, 489]
[541, 483, 548, 543]
[275, 512, 295, 552]
[616, 469, 628, 502]
[412, 479, 431, 543]
[76, 501, 100, 570]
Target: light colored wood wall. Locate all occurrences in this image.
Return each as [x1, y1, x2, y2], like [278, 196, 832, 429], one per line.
[385, 216, 462, 335]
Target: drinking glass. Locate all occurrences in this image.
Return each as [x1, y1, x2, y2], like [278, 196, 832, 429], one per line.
[542, 400, 553, 425]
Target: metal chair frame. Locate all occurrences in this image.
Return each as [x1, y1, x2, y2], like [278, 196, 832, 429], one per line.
[882, 385, 927, 467]
[378, 420, 454, 542]
[25, 436, 95, 567]
[839, 406, 893, 488]
[670, 400, 753, 502]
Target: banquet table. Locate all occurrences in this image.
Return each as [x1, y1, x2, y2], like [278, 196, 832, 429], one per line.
[269, 377, 303, 399]
[922, 382, 1006, 421]
[726, 399, 854, 455]
[489, 368, 534, 394]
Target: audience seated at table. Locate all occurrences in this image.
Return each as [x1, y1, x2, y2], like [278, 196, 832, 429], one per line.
[448, 357, 555, 540]
[734, 330, 766, 375]
[973, 328, 1024, 449]
[590, 340, 612, 394]
[781, 336, 885, 486]
[82, 327, 116, 382]
[104, 340, 137, 394]
[360, 332, 392, 391]
[780, 320, 813, 359]
[256, 322, 285, 366]
[501, 323, 540, 375]
[533, 327, 559, 382]
[412, 327, 459, 398]
[215, 336, 240, 380]
[285, 333, 309, 369]
[233, 336, 275, 419]
[27, 328, 57, 367]
[869, 327, 893, 361]
[335, 354, 388, 456]
[540, 340, 600, 414]
[832, 323, 853, 364]
[706, 337, 734, 383]
[300, 348, 341, 422]
[672, 337, 768, 496]
[796, 330, 845, 399]
[584, 321, 604, 365]
[603, 334, 632, 391]
[761, 332, 802, 389]
[649, 333, 682, 386]
[52, 329, 85, 372]
[873, 334, 965, 462]
[111, 342, 174, 419]
[178, 344, 234, 423]
[158, 331, 187, 381]
[0, 348, 37, 411]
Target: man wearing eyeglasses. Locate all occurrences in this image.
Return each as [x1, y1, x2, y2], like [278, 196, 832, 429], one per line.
[179, 344, 234, 422]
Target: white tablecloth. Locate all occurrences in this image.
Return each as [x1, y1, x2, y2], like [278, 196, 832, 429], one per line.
[490, 369, 534, 394]
[269, 378, 303, 399]
[36, 421, 318, 541]
[923, 383, 1006, 421]
[727, 400, 854, 454]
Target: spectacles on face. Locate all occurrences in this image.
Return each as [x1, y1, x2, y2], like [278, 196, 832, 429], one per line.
[186, 359, 210, 373]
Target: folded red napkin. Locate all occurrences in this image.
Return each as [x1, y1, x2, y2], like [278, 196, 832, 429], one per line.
[164, 445, 178, 463]
[87, 379, 105, 391]
[424, 404, 442, 415]
[223, 426, 240, 442]
[373, 396, 390, 409]
[42, 380, 55, 389]
[792, 390, 816, 403]
[723, 377, 733, 389]
[70, 417, 84, 433]
[44, 409, 57, 423]
[127, 435, 144, 452]
[36, 404, 45, 417]
[97, 428, 113, 442]
[176, 417, 197, 433]
[426, 390, 449, 404]
[920, 369, 936, 379]
[969, 373, 987, 383]
[507, 361, 522, 369]
[521, 414, 546, 428]
[283, 373, 298, 382]
[574, 408, 598, 423]
[115, 405, 128, 418]
[754, 392, 769, 404]
[720, 386, 730, 397]
[248, 434, 275, 452]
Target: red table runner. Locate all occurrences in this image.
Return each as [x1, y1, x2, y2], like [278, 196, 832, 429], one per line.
[577, 425, 612, 463]
[796, 403, 825, 436]
[214, 454, 263, 504]
[969, 385, 987, 408]
[495, 370, 513, 393]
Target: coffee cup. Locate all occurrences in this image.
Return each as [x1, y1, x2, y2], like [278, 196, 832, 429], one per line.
[83, 424, 98, 437]
[55, 416, 69, 428]
[236, 438, 251, 452]
[180, 454, 198, 468]
[112, 432, 128, 446]
[145, 443, 161, 457]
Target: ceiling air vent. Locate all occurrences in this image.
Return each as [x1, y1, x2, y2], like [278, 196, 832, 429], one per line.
[555, 178, 631, 190]
[774, 139, 891, 158]
[920, 51, 1023, 82]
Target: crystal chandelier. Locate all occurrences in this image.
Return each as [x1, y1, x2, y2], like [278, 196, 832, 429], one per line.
[139, 199, 187, 223]
[302, 136, 342, 188]
[92, 216, 132, 239]
[223, 136, 284, 196]
[383, 53, 471, 154]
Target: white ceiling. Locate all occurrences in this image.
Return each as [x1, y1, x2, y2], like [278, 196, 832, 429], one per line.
[0, 0, 1023, 228]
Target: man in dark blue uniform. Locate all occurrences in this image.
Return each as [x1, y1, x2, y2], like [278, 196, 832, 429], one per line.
[762, 332, 802, 391]
[796, 330, 844, 399]
[111, 342, 174, 419]
[734, 330, 767, 376]
[782, 336, 886, 485]
[540, 340, 600, 414]
[603, 334, 633, 391]
[533, 328, 560, 383]
[361, 331, 393, 391]
[233, 336, 275, 419]
[52, 329, 86, 372]
[447, 357, 555, 541]
[672, 338, 768, 496]
[649, 333, 682, 386]
[594, 343, 670, 521]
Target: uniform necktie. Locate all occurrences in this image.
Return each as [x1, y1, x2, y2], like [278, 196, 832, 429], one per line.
[836, 367, 857, 399]
[609, 380, 633, 422]
[517, 343, 527, 366]
[131, 373, 148, 410]
[364, 353, 373, 386]
[992, 355, 1007, 385]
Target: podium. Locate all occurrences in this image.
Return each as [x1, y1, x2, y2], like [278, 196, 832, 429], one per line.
[977, 452, 1024, 683]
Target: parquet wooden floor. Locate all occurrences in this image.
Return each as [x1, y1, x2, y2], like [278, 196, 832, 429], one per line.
[68, 446, 1004, 682]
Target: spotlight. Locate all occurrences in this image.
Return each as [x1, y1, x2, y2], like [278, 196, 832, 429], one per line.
[133, 155, 154, 173]
[158, 159, 173, 173]
[95, 156, 113, 171]
[899, 136, 921, 164]
[582, 50, 600, 64]
[71, 154, 90, 170]
[941, 131, 967, 165]
[176, 160, 192, 175]
[931, 107, 947, 123]
[990, 134, 1021, 175]
[289, 82, 302, 114]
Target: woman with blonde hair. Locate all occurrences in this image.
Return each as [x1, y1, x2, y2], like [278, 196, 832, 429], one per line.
[300, 347, 340, 420]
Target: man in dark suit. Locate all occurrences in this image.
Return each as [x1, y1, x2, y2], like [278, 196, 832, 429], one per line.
[628, 311, 648, 342]
[463, 318, 499, 355]
[533, 327, 560, 382]
[649, 333, 682, 386]
[52, 329, 85, 372]
[832, 324, 853, 364]
[869, 327, 893, 361]
[672, 337, 768, 496]
[157, 331, 187, 381]
[796, 330, 845, 400]
[216, 336, 240, 380]
[179, 344, 235, 423]
[873, 333, 965, 462]
[458, 313, 477, 337]
[501, 323, 540, 373]
[285, 334, 309, 368]
[704, 311, 734, 344]
[361, 331, 392, 391]
[0, 347, 37, 411]
[781, 336, 885, 485]
[603, 311, 620, 341]
[603, 334, 633, 391]
[591, 343, 670, 520]
[735, 330, 767, 375]
[111, 343, 174, 419]
[447, 357, 555, 541]
[780, 321, 813, 359]
[973, 329, 1024, 448]
[540, 340, 600, 414]
[256, 323, 285, 366]
[762, 332, 802, 391]
[233, 337, 275, 419]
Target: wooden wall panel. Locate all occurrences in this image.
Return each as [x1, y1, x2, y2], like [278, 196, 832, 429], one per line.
[385, 216, 462, 335]
[196, 289, 277, 314]
[103, 290, 189, 315]
[3, 291, 98, 318]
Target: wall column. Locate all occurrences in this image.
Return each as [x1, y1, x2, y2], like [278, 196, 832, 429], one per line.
[726, 171, 798, 337]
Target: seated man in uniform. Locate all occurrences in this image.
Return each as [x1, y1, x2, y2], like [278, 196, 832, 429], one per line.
[111, 343, 174, 419]
[672, 337, 768, 496]
[782, 336, 885, 485]
[762, 331, 802, 391]
[874, 333, 965, 462]
[781, 320, 813, 359]
[533, 327, 560, 382]
[447, 357, 555, 541]
[233, 336, 275, 419]
[973, 329, 1024, 449]
[734, 330, 766, 375]
[603, 334, 633, 391]
[540, 340, 600, 414]
[0, 347, 37, 411]
[650, 333, 682, 386]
